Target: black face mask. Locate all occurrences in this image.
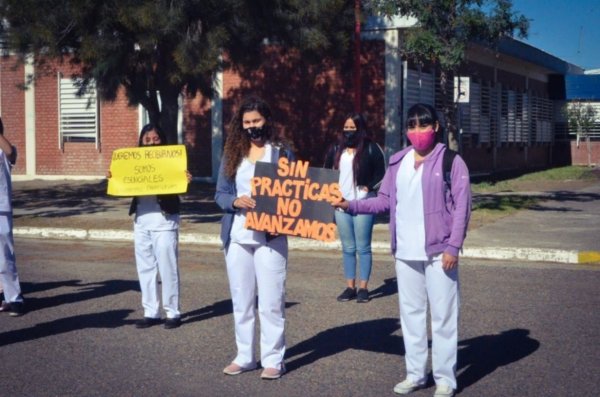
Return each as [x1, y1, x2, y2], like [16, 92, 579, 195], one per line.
[343, 130, 358, 147]
[245, 126, 268, 141]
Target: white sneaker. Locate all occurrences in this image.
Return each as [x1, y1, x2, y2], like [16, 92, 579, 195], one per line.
[393, 379, 424, 395]
[433, 384, 455, 397]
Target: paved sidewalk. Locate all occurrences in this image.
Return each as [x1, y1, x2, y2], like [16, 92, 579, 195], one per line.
[464, 183, 600, 263]
[10, 177, 600, 264]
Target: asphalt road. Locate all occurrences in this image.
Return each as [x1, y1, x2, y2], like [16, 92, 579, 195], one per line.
[1, 238, 599, 397]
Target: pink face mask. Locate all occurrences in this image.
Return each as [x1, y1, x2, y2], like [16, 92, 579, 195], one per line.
[407, 129, 436, 151]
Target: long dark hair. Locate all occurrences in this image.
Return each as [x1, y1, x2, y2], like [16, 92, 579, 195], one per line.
[223, 95, 275, 179]
[138, 123, 167, 147]
[406, 103, 443, 143]
[333, 113, 371, 181]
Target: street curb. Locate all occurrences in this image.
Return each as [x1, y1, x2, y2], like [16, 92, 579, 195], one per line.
[14, 226, 600, 265]
[462, 247, 581, 264]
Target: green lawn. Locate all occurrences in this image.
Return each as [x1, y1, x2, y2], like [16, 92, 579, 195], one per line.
[472, 166, 597, 194]
[468, 166, 599, 229]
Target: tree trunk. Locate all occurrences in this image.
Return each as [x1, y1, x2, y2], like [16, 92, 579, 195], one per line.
[136, 87, 180, 144]
[137, 89, 161, 132]
[159, 88, 180, 145]
[586, 135, 592, 167]
[439, 69, 459, 151]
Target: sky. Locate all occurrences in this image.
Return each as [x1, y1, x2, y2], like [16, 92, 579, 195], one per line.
[511, 0, 600, 71]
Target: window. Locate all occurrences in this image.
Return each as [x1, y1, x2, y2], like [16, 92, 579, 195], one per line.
[407, 68, 435, 109]
[58, 75, 99, 148]
[138, 93, 184, 144]
[531, 96, 553, 143]
[480, 82, 491, 144]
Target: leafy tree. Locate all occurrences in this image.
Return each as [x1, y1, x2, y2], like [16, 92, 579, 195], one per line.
[368, 0, 529, 150]
[563, 101, 597, 167]
[0, 0, 355, 143]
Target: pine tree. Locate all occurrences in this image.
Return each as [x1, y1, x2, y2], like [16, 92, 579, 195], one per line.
[0, 0, 355, 143]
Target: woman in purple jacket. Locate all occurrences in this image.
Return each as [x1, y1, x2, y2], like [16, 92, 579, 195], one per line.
[334, 103, 471, 397]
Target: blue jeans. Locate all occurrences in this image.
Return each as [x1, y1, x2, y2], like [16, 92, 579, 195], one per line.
[334, 210, 375, 283]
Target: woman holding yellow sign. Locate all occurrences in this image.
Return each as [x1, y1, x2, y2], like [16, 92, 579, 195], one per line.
[215, 96, 294, 380]
[109, 124, 191, 330]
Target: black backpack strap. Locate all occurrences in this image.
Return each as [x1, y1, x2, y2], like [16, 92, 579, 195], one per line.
[443, 149, 458, 190]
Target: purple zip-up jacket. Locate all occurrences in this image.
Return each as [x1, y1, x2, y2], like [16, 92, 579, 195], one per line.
[347, 143, 471, 257]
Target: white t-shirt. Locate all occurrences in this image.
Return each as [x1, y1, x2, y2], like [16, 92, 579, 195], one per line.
[0, 148, 14, 212]
[230, 143, 273, 245]
[395, 150, 428, 260]
[339, 150, 367, 201]
[134, 195, 180, 231]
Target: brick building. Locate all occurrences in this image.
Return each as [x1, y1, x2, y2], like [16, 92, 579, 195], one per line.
[0, 17, 593, 180]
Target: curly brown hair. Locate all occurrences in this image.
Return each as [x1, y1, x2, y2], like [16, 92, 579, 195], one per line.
[223, 95, 274, 179]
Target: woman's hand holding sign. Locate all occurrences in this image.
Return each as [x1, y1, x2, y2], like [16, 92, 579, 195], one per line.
[233, 195, 256, 210]
[330, 197, 349, 211]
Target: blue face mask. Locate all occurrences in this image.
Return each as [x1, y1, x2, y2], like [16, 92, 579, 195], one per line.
[245, 126, 268, 141]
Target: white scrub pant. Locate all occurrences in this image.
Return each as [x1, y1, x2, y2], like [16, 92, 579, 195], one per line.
[225, 237, 287, 370]
[0, 213, 22, 303]
[395, 256, 459, 389]
[134, 226, 180, 319]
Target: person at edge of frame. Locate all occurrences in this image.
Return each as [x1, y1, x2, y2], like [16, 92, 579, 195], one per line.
[0, 116, 25, 317]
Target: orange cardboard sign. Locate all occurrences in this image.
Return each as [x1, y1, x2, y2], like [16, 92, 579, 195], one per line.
[245, 157, 341, 242]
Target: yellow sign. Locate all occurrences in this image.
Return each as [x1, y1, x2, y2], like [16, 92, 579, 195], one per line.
[107, 145, 188, 196]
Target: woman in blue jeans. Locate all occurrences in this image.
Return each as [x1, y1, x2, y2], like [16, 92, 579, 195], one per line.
[324, 113, 385, 302]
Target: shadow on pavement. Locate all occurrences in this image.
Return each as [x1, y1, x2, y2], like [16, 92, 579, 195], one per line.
[12, 180, 121, 217]
[473, 190, 600, 213]
[20, 279, 85, 294]
[541, 190, 600, 204]
[457, 328, 540, 392]
[13, 179, 225, 223]
[21, 279, 139, 313]
[369, 277, 397, 300]
[0, 309, 135, 347]
[183, 300, 298, 325]
[285, 322, 539, 388]
[285, 318, 403, 373]
[183, 299, 232, 324]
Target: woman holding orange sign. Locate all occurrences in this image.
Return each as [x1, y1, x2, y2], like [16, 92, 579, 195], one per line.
[215, 95, 294, 380]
